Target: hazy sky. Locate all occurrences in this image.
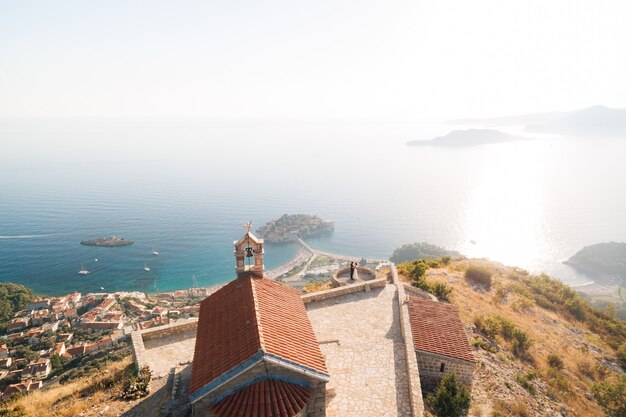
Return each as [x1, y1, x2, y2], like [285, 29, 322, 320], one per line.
[1, 0, 625, 120]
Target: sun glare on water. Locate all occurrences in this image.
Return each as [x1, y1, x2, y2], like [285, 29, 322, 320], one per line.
[459, 142, 550, 268]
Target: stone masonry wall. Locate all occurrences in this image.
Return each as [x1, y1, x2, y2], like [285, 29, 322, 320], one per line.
[392, 264, 425, 417]
[130, 331, 148, 370]
[402, 283, 437, 301]
[301, 277, 387, 304]
[415, 350, 475, 389]
[141, 318, 198, 342]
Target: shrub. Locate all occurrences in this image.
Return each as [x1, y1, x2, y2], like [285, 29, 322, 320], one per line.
[591, 376, 626, 417]
[0, 283, 36, 323]
[511, 329, 532, 358]
[492, 284, 509, 305]
[474, 314, 516, 340]
[428, 281, 453, 301]
[511, 296, 534, 312]
[465, 266, 493, 288]
[427, 372, 471, 417]
[617, 345, 626, 370]
[442, 256, 451, 265]
[120, 366, 151, 400]
[546, 368, 571, 394]
[515, 371, 537, 395]
[398, 259, 429, 280]
[547, 353, 564, 370]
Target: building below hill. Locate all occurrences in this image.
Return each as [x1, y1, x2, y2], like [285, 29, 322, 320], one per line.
[408, 298, 475, 388]
[189, 227, 329, 417]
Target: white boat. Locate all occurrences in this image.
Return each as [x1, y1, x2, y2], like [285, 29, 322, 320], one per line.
[78, 263, 90, 275]
[144, 262, 150, 272]
[94, 258, 98, 262]
[152, 247, 159, 256]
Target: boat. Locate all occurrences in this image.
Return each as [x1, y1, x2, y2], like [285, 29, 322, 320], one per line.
[78, 263, 90, 275]
[94, 258, 98, 262]
[144, 262, 150, 272]
[152, 247, 159, 256]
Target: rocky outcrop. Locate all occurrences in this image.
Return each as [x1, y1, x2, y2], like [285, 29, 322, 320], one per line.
[80, 236, 134, 247]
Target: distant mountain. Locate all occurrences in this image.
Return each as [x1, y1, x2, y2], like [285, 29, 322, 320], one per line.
[407, 129, 529, 147]
[524, 105, 626, 137]
[448, 111, 567, 127]
[448, 105, 626, 137]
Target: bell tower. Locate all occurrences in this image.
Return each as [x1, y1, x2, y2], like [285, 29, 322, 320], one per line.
[234, 221, 265, 278]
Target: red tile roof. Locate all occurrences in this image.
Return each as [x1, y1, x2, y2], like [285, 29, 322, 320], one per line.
[190, 276, 327, 395]
[254, 278, 328, 375]
[408, 298, 475, 363]
[211, 379, 312, 417]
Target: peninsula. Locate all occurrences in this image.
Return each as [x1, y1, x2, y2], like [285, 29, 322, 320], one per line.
[565, 241, 626, 277]
[257, 214, 334, 243]
[407, 128, 529, 147]
[80, 236, 134, 247]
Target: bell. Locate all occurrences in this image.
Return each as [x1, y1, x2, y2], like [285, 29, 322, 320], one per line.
[245, 246, 254, 258]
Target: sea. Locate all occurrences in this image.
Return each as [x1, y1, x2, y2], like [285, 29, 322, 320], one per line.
[1, 118, 626, 296]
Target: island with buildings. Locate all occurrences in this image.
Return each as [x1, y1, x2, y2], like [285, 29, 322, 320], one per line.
[256, 214, 334, 243]
[80, 236, 134, 247]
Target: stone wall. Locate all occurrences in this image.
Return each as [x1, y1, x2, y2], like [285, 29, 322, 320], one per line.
[130, 331, 148, 371]
[414, 350, 475, 389]
[140, 318, 198, 343]
[392, 264, 425, 417]
[301, 277, 387, 304]
[402, 283, 438, 301]
[330, 266, 376, 287]
[130, 318, 199, 379]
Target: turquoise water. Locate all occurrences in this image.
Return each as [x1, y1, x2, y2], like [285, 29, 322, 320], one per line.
[2, 119, 626, 295]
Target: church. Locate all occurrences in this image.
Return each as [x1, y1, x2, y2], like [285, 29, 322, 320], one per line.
[189, 225, 330, 417]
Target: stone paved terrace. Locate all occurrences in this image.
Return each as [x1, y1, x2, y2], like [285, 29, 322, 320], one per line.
[306, 284, 412, 417]
[143, 327, 196, 378]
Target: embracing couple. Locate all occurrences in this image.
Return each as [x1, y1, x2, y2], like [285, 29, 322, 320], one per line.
[349, 261, 359, 280]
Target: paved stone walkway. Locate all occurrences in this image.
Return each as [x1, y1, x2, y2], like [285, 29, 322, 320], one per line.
[143, 329, 196, 378]
[307, 285, 412, 417]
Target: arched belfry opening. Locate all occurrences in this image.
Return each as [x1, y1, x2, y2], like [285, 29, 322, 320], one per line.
[233, 221, 264, 278]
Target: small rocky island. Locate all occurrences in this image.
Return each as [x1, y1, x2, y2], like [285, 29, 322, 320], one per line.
[257, 214, 334, 243]
[80, 236, 134, 247]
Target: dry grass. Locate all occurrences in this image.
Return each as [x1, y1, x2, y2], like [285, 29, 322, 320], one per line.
[491, 398, 532, 417]
[302, 280, 332, 293]
[431, 259, 619, 417]
[6, 357, 133, 417]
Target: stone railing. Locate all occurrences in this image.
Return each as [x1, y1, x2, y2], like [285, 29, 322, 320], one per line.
[392, 263, 425, 417]
[301, 277, 387, 304]
[131, 318, 199, 375]
[330, 266, 376, 287]
[403, 283, 438, 301]
[140, 318, 198, 342]
[131, 330, 149, 370]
